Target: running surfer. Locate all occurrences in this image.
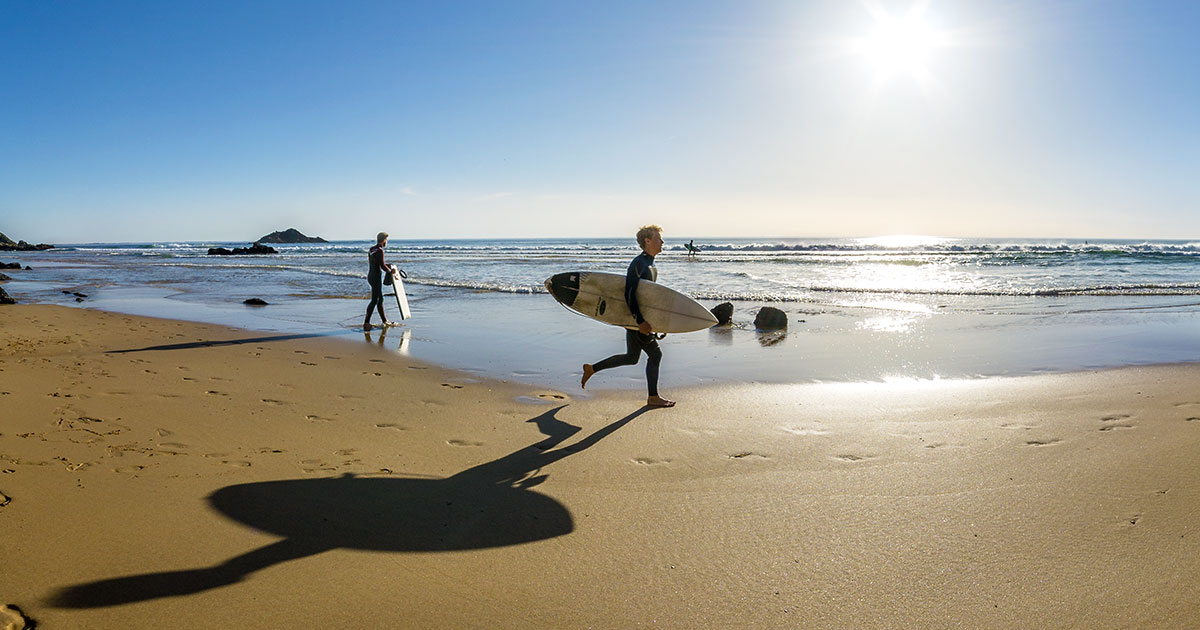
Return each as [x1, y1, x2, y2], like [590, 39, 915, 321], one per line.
[364, 231, 396, 331]
[580, 225, 676, 408]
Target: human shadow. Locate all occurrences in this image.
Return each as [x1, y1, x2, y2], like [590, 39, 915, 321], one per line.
[106, 331, 350, 354]
[49, 405, 650, 608]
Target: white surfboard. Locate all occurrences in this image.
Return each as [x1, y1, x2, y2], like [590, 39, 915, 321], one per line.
[390, 269, 411, 320]
[545, 271, 717, 334]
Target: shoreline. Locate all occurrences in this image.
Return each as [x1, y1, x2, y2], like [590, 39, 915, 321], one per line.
[7, 239, 1200, 391]
[3, 304, 1200, 628]
[10, 280, 1200, 393]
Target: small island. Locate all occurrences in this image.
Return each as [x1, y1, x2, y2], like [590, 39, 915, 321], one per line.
[256, 228, 327, 244]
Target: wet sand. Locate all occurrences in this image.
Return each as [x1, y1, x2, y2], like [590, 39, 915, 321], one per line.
[2, 304, 1199, 628]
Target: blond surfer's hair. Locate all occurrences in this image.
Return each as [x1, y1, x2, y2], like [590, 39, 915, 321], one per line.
[376, 232, 389, 243]
[636, 225, 663, 249]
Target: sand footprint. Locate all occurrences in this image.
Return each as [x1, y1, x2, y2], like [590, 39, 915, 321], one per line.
[783, 426, 829, 436]
[299, 458, 336, 473]
[729, 452, 770, 460]
[1025, 438, 1062, 447]
[306, 414, 333, 422]
[375, 423, 407, 431]
[442, 383, 464, 389]
[0, 491, 10, 507]
[447, 439, 483, 447]
[832, 454, 873, 462]
[633, 457, 671, 466]
[221, 460, 252, 467]
[1100, 414, 1134, 431]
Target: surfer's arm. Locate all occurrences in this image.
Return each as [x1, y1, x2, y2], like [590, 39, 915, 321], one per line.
[625, 258, 651, 332]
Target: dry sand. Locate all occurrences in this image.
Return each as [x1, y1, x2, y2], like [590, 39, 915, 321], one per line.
[2, 304, 1199, 629]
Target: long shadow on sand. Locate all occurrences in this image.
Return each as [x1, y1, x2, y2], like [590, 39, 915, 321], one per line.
[106, 331, 352, 354]
[49, 405, 648, 608]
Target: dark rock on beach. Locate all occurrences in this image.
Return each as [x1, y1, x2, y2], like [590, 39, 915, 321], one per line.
[1, 262, 20, 270]
[754, 306, 788, 331]
[243, 298, 269, 306]
[0, 232, 54, 251]
[208, 243, 278, 255]
[0, 287, 15, 305]
[0, 273, 10, 282]
[256, 228, 327, 244]
[710, 302, 734, 326]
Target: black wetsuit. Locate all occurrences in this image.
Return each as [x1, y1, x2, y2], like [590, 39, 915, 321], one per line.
[590, 252, 663, 397]
[366, 243, 387, 316]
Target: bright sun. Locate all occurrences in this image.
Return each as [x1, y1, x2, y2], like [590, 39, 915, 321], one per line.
[849, 5, 950, 81]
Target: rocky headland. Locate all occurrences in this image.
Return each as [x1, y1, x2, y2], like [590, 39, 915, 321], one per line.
[0, 232, 54, 251]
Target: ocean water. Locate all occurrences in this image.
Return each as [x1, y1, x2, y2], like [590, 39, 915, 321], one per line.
[6, 236, 1200, 390]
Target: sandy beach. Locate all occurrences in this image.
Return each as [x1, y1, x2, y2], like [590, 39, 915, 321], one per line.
[3, 303, 1200, 628]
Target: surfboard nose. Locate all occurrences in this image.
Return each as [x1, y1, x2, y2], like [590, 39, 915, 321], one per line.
[545, 273, 580, 307]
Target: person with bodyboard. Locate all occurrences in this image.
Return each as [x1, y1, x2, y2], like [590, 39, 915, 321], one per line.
[364, 231, 396, 331]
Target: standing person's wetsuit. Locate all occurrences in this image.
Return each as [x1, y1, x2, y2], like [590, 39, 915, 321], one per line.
[364, 233, 392, 330]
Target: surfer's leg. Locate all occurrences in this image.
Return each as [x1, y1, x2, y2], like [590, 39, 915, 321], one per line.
[642, 336, 662, 397]
[365, 282, 383, 329]
[589, 331, 642, 378]
[580, 363, 595, 389]
[639, 336, 674, 407]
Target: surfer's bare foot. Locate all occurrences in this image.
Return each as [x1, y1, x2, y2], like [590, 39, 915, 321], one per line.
[647, 396, 675, 408]
[363, 323, 373, 331]
[580, 364, 595, 389]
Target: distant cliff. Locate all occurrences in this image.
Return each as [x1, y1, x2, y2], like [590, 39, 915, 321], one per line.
[256, 228, 327, 244]
[0, 232, 54, 251]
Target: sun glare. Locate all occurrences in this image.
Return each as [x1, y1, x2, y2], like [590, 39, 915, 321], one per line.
[845, 3, 953, 85]
[854, 15, 937, 75]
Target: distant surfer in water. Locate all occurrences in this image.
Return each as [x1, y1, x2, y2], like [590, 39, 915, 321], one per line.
[364, 232, 395, 331]
[686, 240, 698, 259]
[580, 225, 676, 408]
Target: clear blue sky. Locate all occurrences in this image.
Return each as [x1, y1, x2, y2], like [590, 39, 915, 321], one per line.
[2, 0, 1198, 243]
